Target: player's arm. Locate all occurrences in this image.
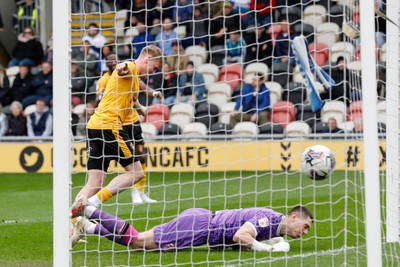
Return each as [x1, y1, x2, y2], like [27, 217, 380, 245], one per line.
[133, 100, 146, 117]
[139, 80, 163, 100]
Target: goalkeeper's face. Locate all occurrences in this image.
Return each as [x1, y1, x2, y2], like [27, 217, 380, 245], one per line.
[286, 214, 312, 239]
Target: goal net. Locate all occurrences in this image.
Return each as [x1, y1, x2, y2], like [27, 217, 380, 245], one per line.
[53, 0, 400, 266]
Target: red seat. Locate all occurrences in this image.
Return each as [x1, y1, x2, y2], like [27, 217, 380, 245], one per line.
[270, 101, 296, 128]
[218, 64, 243, 90]
[144, 104, 170, 130]
[309, 42, 329, 66]
[348, 101, 363, 122]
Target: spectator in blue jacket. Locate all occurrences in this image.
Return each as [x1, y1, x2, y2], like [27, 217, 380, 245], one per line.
[230, 73, 270, 128]
[274, 18, 297, 65]
[132, 21, 155, 59]
[22, 61, 53, 107]
[224, 28, 247, 64]
[155, 17, 178, 56]
[27, 98, 52, 137]
[173, 0, 193, 23]
[176, 61, 205, 104]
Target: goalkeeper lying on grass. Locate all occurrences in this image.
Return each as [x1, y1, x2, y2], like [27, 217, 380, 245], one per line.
[71, 197, 313, 252]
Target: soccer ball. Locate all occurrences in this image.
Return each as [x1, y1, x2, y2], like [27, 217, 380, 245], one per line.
[300, 145, 336, 180]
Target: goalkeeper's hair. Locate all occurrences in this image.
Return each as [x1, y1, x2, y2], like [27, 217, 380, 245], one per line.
[139, 45, 163, 65]
[288, 205, 314, 222]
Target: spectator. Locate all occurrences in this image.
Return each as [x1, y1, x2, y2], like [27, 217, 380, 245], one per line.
[173, 0, 193, 23]
[76, 101, 96, 137]
[210, 2, 240, 47]
[274, 18, 297, 65]
[71, 61, 87, 106]
[22, 61, 53, 107]
[352, 118, 363, 133]
[8, 27, 44, 67]
[155, 17, 179, 56]
[245, 22, 273, 67]
[0, 104, 7, 136]
[0, 64, 10, 106]
[183, 6, 209, 48]
[6, 101, 27, 136]
[12, 0, 38, 34]
[177, 61, 206, 103]
[43, 34, 53, 63]
[165, 40, 189, 74]
[98, 43, 114, 73]
[82, 23, 107, 58]
[27, 98, 53, 137]
[0, 12, 4, 32]
[73, 40, 98, 80]
[147, 0, 174, 26]
[224, 28, 247, 64]
[9, 63, 33, 104]
[230, 73, 270, 128]
[132, 21, 155, 59]
[324, 117, 342, 134]
[320, 57, 351, 104]
[152, 62, 177, 106]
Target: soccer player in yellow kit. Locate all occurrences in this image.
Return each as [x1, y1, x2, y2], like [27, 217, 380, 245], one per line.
[72, 45, 162, 212]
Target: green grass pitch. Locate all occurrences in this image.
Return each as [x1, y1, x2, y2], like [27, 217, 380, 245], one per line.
[0, 171, 399, 266]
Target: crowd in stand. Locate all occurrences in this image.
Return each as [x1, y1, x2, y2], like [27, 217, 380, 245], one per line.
[0, 0, 389, 137]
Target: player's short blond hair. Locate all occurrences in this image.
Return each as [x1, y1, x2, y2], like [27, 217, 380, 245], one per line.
[139, 45, 163, 65]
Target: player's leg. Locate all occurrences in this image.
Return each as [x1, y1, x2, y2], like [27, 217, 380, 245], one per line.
[87, 129, 144, 207]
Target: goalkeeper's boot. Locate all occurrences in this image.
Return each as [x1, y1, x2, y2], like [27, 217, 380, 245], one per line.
[71, 216, 86, 248]
[140, 191, 157, 203]
[131, 188, 143, 204]
[71, 195, 88, 218]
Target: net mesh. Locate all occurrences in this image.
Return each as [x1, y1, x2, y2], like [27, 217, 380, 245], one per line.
[68, 0, 398, 266]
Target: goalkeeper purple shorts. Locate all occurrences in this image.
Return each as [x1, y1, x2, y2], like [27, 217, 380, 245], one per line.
[153, 208, 212, 250]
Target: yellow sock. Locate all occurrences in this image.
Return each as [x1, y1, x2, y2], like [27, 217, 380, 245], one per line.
[96, 187, 113, 203]
[134, 162, 147, 192]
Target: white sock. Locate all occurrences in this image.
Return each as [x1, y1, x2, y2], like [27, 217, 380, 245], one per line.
[84, 220, 97, 235]
[84, 205, 96, 218]
[88, 195, 102, 207]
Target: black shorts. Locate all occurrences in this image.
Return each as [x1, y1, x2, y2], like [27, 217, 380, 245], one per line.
[86, 129, 137, 171]
[123, 121, 144, 146]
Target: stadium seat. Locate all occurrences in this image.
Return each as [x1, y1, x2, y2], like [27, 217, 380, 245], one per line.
[285, 121, 311, 138]
[294, 23, 314, 43]
[24, 104, 37, 116]
[219, 64, 243, 90]
[351, 4, 360, 25]
[346, 61, 362, 72]
[244, 62, 269, 81]
[195, 102, 219, 129]
[321, 100, 347, 123]
[309, 42, 329, 66]
[377, 100, 386, 124]
[314, 121, 328, 133]
[329, 5, 349, 28]
[270, 101, 296, 128]
[219, 102, 236, 124]
[292, 65, 305, 84]
[337, 121, 354, 133]
[115, 10, 128, 37]
[124, 27, 139, 43]
[280, 6, 302, 25]
[144, 104, 170, 130]
[316, 22, 340, 48]
[282, 82, 307, 105]
[264, 81, 282, 107]
[268, 24, 282, 45]
[259, 122, 284, 135]
[185, 45, 208, 67]
[207, 82, 232, 110]
[158, 123, 181, 136]
[232, 121, 259, 141]
[296, 104, 318, 128]
[174, 25, 187, 38]
[210, 45, 226, 66]
[169, 103, 195, 130]
[197, 63, 219, 89]
[72, 104, 86, 116]
[182, 122, 208, 141]
[270, 61, 292, 87]
[141, 122, 158, 138]
[6, 66, 19, 87]
[303, 4, 327, 28]
[209, 122, 233, 135]
[331, 41, 354, 63]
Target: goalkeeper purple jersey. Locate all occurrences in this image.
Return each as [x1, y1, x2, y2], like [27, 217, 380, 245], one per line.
[208, 208, 284, 249]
